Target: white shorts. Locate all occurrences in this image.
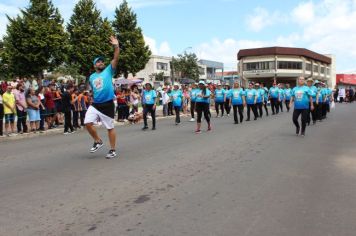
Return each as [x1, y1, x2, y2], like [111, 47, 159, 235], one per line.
[84, 106, 115, 130]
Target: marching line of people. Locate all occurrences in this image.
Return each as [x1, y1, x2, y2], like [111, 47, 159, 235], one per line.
[138, 76, 334, 137]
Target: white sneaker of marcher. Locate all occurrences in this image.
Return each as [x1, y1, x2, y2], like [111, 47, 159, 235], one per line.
[190, 118, 195, 122]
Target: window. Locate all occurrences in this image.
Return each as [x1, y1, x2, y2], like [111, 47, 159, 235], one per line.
[156, 62, 168, 71]
[243, 61, 275, 71]
[278, 61, 302, 70]
[306, 63, 312, 71]
[321, 67, 325, 74]
[313, 65, 319, 73]
[327, 68, 330, 75]
[199, 67, 205, 75]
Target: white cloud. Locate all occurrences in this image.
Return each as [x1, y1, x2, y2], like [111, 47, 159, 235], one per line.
[195, 38, 270, 70]
[144, 35, 173, 56]
[245, 7, 286, 32]
[292, 1, 315, 24]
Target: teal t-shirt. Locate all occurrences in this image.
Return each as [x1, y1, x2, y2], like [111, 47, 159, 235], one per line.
[245, 89, 257, 105]
[190, 88, 199, 102]
[284, 88, 292, 100]
[231, 88, 245, 105]
[196, 88, 211, 103]
[143, 90, 157, 105]
[89, 65, 115, 103]
[171, 89, 183, 107]
[214, 89, 225, 103]
[269, 87, 280, 99]
[292, 86, 312, 109]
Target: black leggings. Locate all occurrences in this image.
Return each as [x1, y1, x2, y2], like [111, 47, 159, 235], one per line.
[168, 102, 174, 115]
[279, 99, 284, 112]
[270, 98, 279, 114]
[263, 101, 269, 115]
[247, 104, 258, 120]
[224, 99, 231, 115]
[64, 111, 74, 132]
[215, 102, 224, 116]
[196, 102, 210, 124]
[285, 100, 290, 112]
[256, 102, 263, 117]
[293, 109, 308, 133]
[174, 106, 181, 123]
[143, 104, 156, 128]
[190, 101, 196, 118]
[233, 105, 244, 123]
[308, 102, 317, 123]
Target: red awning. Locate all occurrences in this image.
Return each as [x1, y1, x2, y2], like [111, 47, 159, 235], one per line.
[336, 74, 356, 85]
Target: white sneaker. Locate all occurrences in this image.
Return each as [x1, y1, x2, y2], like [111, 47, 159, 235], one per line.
[189, 118, 195, 122]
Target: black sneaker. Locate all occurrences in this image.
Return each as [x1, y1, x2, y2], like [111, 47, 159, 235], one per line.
[300, 132, 305, 137]
[142, 126, 148, 130]
[296, 127, 300, 135]
[152, 127, 156, 130]
[90, 141, 104, 153]
[106, 149, 117, 159]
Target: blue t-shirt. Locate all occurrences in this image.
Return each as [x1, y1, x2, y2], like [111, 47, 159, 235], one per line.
[89, 65, 115, 103]
[214, 89, 225, 103]
[279, 89, 285, 100]
[257, 88, 264, 103]
[190, 88, 199, 102]
[143, 90, 157, 105]
[263, 87, 269, 100]
[171, 89, 183, 107]
[292, 86, 312, 109]
[231, 89, 246, 105]
[225, 89, 232, 100]
[284, 88, 292, 100]
[325, 88, 332, 103]
[308, 86, 317, 102]
[317, 88, 325, 103]
[269, 87, 280, 99]
[245, 89, 257, 105]
[195, 88, 211, 103]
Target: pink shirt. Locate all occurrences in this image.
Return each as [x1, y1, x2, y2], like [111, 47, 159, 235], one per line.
[14, 90, 27, 111]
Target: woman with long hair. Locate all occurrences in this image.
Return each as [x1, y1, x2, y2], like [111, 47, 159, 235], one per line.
[195, 81, 211, 133]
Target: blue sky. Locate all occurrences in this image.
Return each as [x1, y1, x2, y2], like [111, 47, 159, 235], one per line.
[1, 0, 356, 72]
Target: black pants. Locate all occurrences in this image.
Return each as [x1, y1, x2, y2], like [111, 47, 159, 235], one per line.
[73, 111, 80, 128]
[263, 101, 269, 116]
[322, 103, 327, 119]
[215, 102, 224, 116]
[316, 103, 323, 121]
[190, 101, 196, 118]
[285, 100, 290, 112]
[174, 106, 181, 123]
[270, 98, 279, 114]
[279, 99, 284, 112]
[339, 97, 344, 103]
[196, 102, 210, 124]
[16, 108, 28, 133]
[168, 102, 174, 116]
[80, 110, 86, 126]
[64, 111, 74, 132]
[224, 99, 231, 115]
[256, 102, 263, 117]
[233, 105, 244, 123]
[247, 104, 258, 120]
[0, 104, 3, 136]
[117, 104, 128, 120]
[293, 109, 308, 134]
[143, 104, 156, 128]
[308, 102, 317, 124]
[39, 108, 45, 130]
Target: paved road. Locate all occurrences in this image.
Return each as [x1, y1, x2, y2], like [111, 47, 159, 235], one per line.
[1, 104, 356, 236]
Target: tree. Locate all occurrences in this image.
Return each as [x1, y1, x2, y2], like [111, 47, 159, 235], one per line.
[3, 0, 68, 78]
[67, 0, 114, 77]
[112, 0, 151, 78]
[171, 52, 200, 82]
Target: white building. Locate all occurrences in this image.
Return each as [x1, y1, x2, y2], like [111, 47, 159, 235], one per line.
[133, 55, 222, 87]
[237, 47, 336, 88]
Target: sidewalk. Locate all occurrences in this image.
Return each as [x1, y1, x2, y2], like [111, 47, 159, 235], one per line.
[0, 109, 191, 142]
